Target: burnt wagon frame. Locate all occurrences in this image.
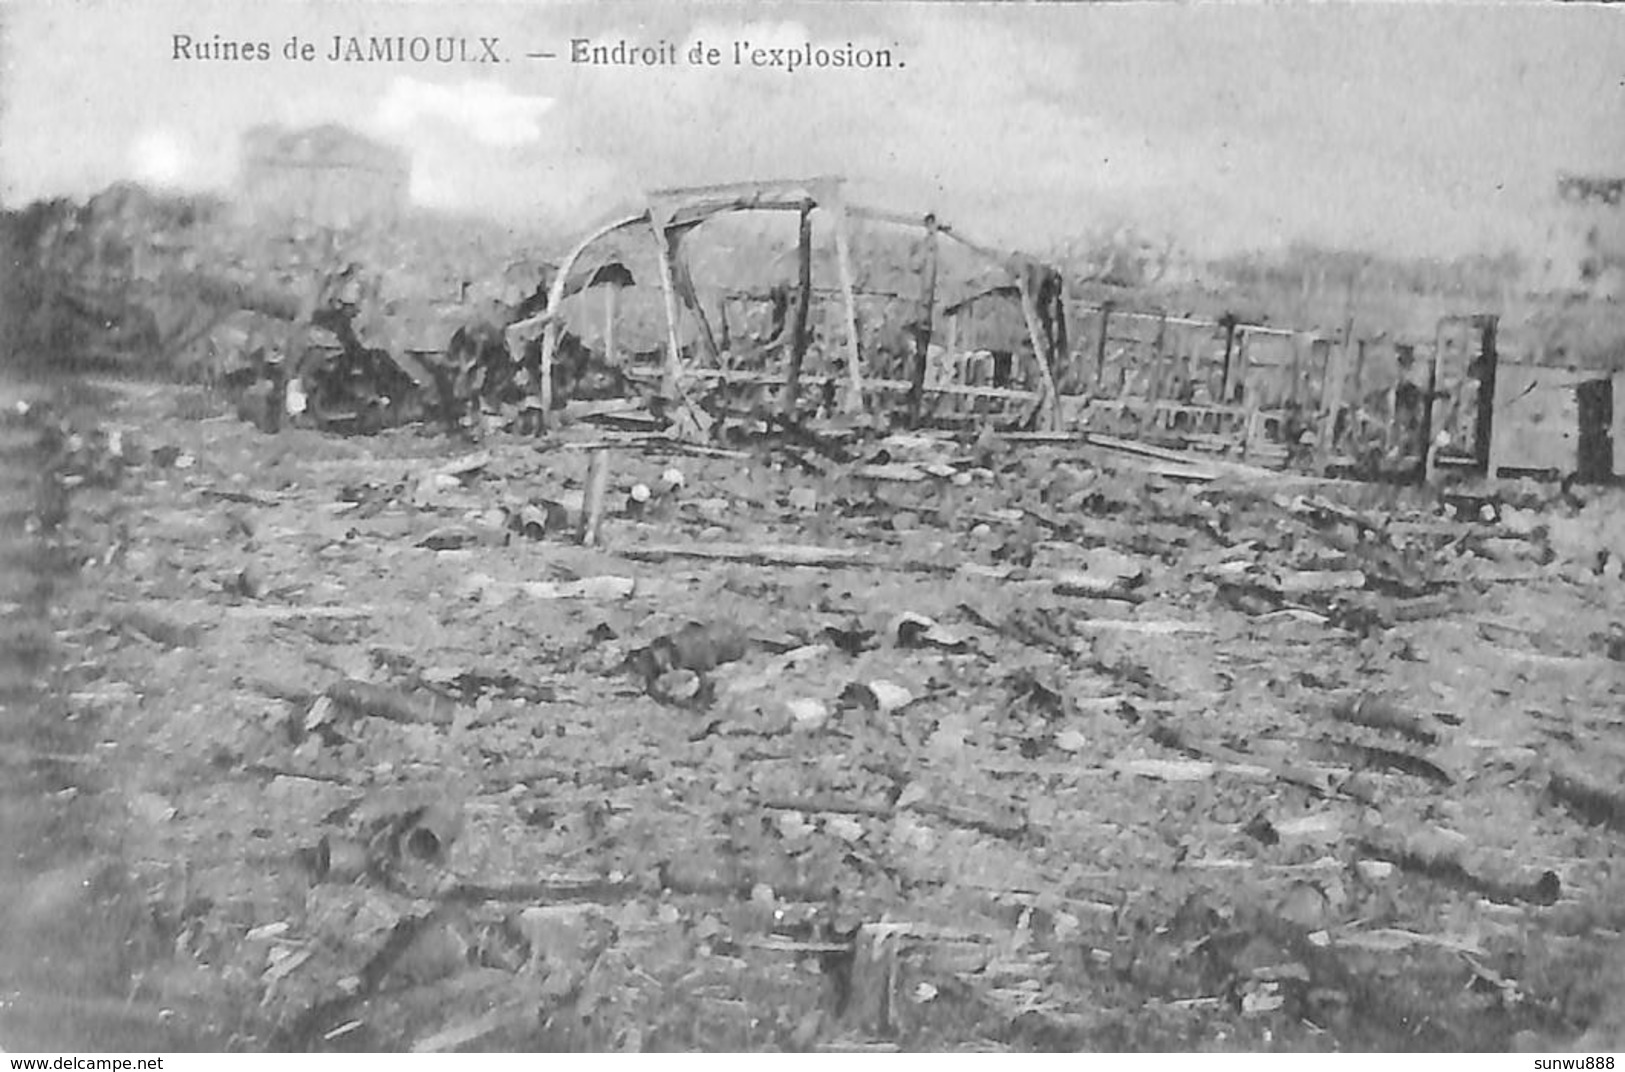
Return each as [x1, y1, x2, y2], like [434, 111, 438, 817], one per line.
[508, 176, 1068, 430]
[502, 177, 1377, 463]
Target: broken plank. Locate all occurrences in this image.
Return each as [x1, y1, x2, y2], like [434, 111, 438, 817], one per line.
[558, 398, 650, 421]
[1085, 432, 1218, 466]
[619, 542, 961, 573]
[557, 435, 752, 459]
[757, 796, 893, 818]
[1074, 445, 1221, 482]
[620, 542, 866, 567]
[1329, 928, 1485, 957]
[1071, 618, 1214, 635]
[1000, 431, 1087, 444]
[739, 936, 855, 954]
[1151, 721, 1365, 802]
[906, 799, 1027, 839]
[1140, 462, 1220, 482]
[854, 462, 930, 482]
[678, 368, 1042, 402]
[1085, 432, 1355, 486]
[225, 604, 376, 621]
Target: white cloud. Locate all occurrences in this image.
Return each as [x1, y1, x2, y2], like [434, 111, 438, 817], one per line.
[373, 77, 556, 149]
[128, 129, 192, 188]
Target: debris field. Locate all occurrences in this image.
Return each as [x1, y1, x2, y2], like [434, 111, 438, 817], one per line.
[12, 379, 1625, 1053]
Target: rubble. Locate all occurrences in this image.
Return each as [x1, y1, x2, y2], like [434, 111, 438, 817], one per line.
[12, 371, 1625, 1053]
[7, 176, 1625, 1054]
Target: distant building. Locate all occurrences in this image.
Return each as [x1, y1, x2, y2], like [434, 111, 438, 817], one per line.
[237, 124, 409, 229]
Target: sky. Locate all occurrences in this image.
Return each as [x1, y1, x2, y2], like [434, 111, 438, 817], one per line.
[2, 0, 1624, 262]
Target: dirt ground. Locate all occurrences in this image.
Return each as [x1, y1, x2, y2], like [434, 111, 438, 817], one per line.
[6, 379, 1625, 1053]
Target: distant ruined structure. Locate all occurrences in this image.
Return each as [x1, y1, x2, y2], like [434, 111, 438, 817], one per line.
[236, 124, 409, 229]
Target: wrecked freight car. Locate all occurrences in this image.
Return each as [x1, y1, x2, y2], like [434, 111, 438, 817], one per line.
[12, 175, 1620, 482]
[506, 176, 1073, 439]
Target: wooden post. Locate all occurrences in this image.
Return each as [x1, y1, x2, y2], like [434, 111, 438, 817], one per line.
[1472, 316, 1498, 471]
[1288, 336, 1303, 408]
[1093, 303, 1112, 397]
[1351, 337, 1366, 409]
[715, 295, 731, 368]
[579, 449, 610, 546]
[1423, 326, 1443, 484]
[782, 201, 814, 419]
[1317, 318, 1353, 466]
[830, 203, 865, 414]
[1049, 278, 1069, 394]
[603, 284, 619, 366]
[1219, 315, 1237, 403]
[907, 213, 941, 428]
[539, 320, 557, 416]
[944, 311, 961, 416]
[1016, 269, 1062, 431]
[1238, 331, 1258, 460]
[1384, 354, 1402, 457]
[651, 220, 685, 397]
[1138, 312, 1169, 436]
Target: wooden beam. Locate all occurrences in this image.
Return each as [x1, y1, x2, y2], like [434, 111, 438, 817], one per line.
[1138, 312, 1169, 437]
[620, 540, 959, 572]
[936, 227, 1008, 266]
[1016, 269, 1062, 431]
[1288, 335, 1304, 407]
[782, 202, 814, 418]
[1219, 316, 1237, 403]
[1072, 304, 1282, 335]
[830, 200, 865, 414]
[1472, 316, 1498, 470]
[651, 219, 685, 396]
[538, 320, 557, 415]
[1239, 333, 1260, 461]
[908, 214, 941, 427]
[603, 285, 619, 366]
[1423, 322, 1444, 483]
[846, 204, 947, 231]
[1351, 337, 1366, 407]
[1092, 302, 1112, 397]
[1048, 278, 1069, 394]
[578, 449, 610, 547]
[1317, 319, 1353, 465]
[629, 367, 1042, 402]
[715, 295, 731, 366]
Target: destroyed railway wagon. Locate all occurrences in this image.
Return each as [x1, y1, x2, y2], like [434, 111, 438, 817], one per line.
[31, 176, 1613, 480]
[1058, 307, 1307, 466]
[511, 177, 1070, 433]
[1054, 302, 1625, 482]
[511, 178, 1338, 464]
